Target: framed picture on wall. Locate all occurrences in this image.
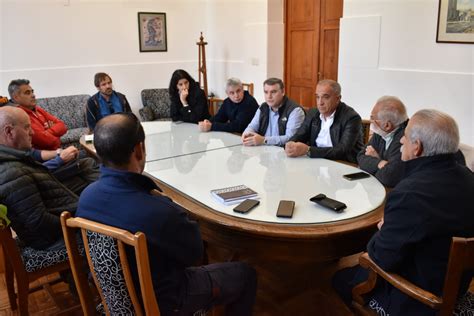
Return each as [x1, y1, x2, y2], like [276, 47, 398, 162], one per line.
[138, 12, 167, 52]
[436, 0, 473, 43]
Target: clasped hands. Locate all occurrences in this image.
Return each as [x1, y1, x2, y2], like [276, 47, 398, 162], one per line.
[198, 119, 212, 132]
[285, 141, 309, 157]
[59, 146, 79, 163]
[241, 131, 265, 146]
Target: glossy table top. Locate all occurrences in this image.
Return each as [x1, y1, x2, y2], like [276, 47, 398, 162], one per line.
[143, 121, 242, 162]
[145, 144, 386, 224]
[80, 121, 242, 162]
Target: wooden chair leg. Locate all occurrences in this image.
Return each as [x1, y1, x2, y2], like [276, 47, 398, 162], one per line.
[4, 259, 17, 310]
[16, 274, 30, 316]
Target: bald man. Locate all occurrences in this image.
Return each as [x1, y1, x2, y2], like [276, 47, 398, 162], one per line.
[333, 109, 474, 316]
[0, 106, 78, 249]
[77, 113, 257, 315]
[357, 96, 409, 187]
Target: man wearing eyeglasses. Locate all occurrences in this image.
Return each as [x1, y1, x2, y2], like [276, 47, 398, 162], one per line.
[357, 96, 409, 187]
[285, 79, 363, 163]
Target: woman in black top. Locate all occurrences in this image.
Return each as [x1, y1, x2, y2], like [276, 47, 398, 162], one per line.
[169, 69, 210, 123]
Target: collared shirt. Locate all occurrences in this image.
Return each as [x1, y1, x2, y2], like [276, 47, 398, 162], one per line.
[244, 107, 305, 146]
[381, 126, 399, 150]
[98, 91, 123, 117]
[315, 111, 336, 148]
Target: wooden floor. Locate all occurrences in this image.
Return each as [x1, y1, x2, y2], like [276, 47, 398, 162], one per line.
[1, 256, 471, 315]
[0, 253, 359, 316]
[0, 273, 82, 316]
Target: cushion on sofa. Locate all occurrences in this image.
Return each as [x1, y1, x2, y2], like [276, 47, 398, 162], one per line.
[36, 94, 90, 147]
[139, 89, 171, 121]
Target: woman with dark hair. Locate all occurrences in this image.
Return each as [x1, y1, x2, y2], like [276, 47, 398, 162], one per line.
[169, 69, 210, 123]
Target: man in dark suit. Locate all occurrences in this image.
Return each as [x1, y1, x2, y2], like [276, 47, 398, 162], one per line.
[284, 79, 363, 163]
[333, 109, 474, 315]
[357, 96, 409, 187]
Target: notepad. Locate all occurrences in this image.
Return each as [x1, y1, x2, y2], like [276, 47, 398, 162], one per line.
[211, 185, 258, 205]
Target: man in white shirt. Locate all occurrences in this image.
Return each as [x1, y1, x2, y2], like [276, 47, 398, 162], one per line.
[242, 78, 305, 146]
[285, 79, 363, 163]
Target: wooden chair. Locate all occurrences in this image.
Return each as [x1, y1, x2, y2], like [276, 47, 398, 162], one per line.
[0, 218, 79, 316]
[60, 211, 160, 316]
[361, 119, 371, 144]
[208, 82, 255, 116]
[242, 82, 254, 96]
[352, 237, 474, 316]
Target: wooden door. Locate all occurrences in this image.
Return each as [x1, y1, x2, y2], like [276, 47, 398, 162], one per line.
[284, 0, 343, 109]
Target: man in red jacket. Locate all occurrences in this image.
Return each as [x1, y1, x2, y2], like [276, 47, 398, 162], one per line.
[8, 79, 67, 150]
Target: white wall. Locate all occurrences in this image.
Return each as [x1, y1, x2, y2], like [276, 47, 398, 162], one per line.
[1, 0, 283, 111]
[339, 0, 473, 145]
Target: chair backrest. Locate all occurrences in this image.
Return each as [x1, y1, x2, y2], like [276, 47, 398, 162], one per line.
[242, 82, 254, 96]
[61, 211, 160, 316]
[361, 119, 371, 144]
[438, 237, 474, 315]
[459, 143, 474, 172]
[140, 89, 171, 121]
[0, 221, 27, 277]
[36, 94, 90, 129]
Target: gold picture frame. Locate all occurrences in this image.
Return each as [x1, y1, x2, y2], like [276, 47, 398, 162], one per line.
[138, 12, 167, 52]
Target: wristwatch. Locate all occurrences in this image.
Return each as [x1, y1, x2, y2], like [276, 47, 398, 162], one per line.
[306, 146, 311, 157]
[264, 138, 268, 145]
[56, 148, 62, 156]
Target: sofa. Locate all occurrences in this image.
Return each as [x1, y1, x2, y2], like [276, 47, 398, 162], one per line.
[36, 95, 90, 148]
[138, 89, 172, 121]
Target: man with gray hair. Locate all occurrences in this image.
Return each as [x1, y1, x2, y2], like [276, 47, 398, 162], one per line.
[198, 77, 258, 133]
[285, 79, 363, 163]
[357, 96, 409, 187]
[333, 109, 474, 316]
[8, 79, 67, 150]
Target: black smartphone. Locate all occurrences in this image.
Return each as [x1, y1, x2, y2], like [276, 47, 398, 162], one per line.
[343, 171, 370, 181]
[233, 199, 260, 214]
[310, 194, 347, 213]
[276, 200, 295, 218]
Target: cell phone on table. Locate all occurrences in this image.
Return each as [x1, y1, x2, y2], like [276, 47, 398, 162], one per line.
[233, 199, 260, 214]
[343, 171, 370, 181]
[310, 194, 347, 213]
[276, 200, 295, 218]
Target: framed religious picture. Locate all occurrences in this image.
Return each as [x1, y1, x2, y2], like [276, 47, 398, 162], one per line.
[436, 0, 473, 43]
[138, 12, 167, 52]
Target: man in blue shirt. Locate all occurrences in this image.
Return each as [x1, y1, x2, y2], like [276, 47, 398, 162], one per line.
[242, 78, 305, 146]
[198, 78, 258, 133]
[77, 113, 257, 315]
[86, 72, 131, 131]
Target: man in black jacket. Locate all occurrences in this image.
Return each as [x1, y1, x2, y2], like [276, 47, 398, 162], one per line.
[333, 109, 474, 315]
[0, 106, 78, 250]
[86, 72, 131, 131]
[198, 78, 258, 133]
[241, 78, 305, 146]
[357, 96, 408, 187]
[285, 79, 363, 163]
